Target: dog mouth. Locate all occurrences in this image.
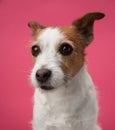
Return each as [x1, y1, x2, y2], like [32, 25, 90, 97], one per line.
[40, 85, 54, 90]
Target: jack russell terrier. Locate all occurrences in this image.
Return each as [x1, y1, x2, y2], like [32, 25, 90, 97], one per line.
[28, 12, 105, 130]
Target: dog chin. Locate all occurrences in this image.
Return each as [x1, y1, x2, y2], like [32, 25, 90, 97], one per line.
[32, 79, 66, 91]
[40, 85, 54, 90]
[38, 80, 64, 91]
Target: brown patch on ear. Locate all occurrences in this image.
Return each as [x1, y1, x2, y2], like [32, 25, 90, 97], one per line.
[72, 12, 105, 45]
[28, 21, 45, 36]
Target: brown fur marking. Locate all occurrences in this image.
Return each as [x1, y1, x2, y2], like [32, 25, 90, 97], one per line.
[59, 26, 86, 79]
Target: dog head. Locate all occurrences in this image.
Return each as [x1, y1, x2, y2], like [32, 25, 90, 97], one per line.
[28, 12, 105, 91]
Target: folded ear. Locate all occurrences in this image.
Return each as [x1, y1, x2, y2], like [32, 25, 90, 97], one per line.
[28, 21, 45, 36]
[72, 12, 105, 45]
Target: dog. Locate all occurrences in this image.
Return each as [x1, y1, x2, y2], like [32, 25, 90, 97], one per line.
[28, 12, 105, 130]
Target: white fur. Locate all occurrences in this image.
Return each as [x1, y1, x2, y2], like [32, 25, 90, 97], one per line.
[30, 28, 101, 130]
[31, 28, 66, 89]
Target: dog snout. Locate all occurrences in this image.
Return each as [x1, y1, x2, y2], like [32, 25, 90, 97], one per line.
[36, 69, 52, 83]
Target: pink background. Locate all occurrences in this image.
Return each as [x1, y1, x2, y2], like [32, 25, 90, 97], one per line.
[0, 0, 115, 130]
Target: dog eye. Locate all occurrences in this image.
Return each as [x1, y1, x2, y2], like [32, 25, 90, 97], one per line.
[59, 43, 73, 56]
[31, 45, 40, 57]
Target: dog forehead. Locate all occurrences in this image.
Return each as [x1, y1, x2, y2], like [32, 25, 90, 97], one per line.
[37, 27, 65, 46]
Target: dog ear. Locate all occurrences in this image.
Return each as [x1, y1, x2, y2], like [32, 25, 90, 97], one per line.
[28, 21, 45, 36]
[72, 12, 105, 45]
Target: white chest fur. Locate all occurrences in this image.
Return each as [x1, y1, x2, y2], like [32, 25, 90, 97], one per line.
[32, 66, 99, 130]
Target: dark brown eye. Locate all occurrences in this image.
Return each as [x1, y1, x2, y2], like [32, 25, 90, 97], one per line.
[31, 45, 40, 57]
[59, 43, 73, 56]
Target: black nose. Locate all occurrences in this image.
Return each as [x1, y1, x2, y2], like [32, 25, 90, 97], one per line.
[36, 69, 52, 83]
